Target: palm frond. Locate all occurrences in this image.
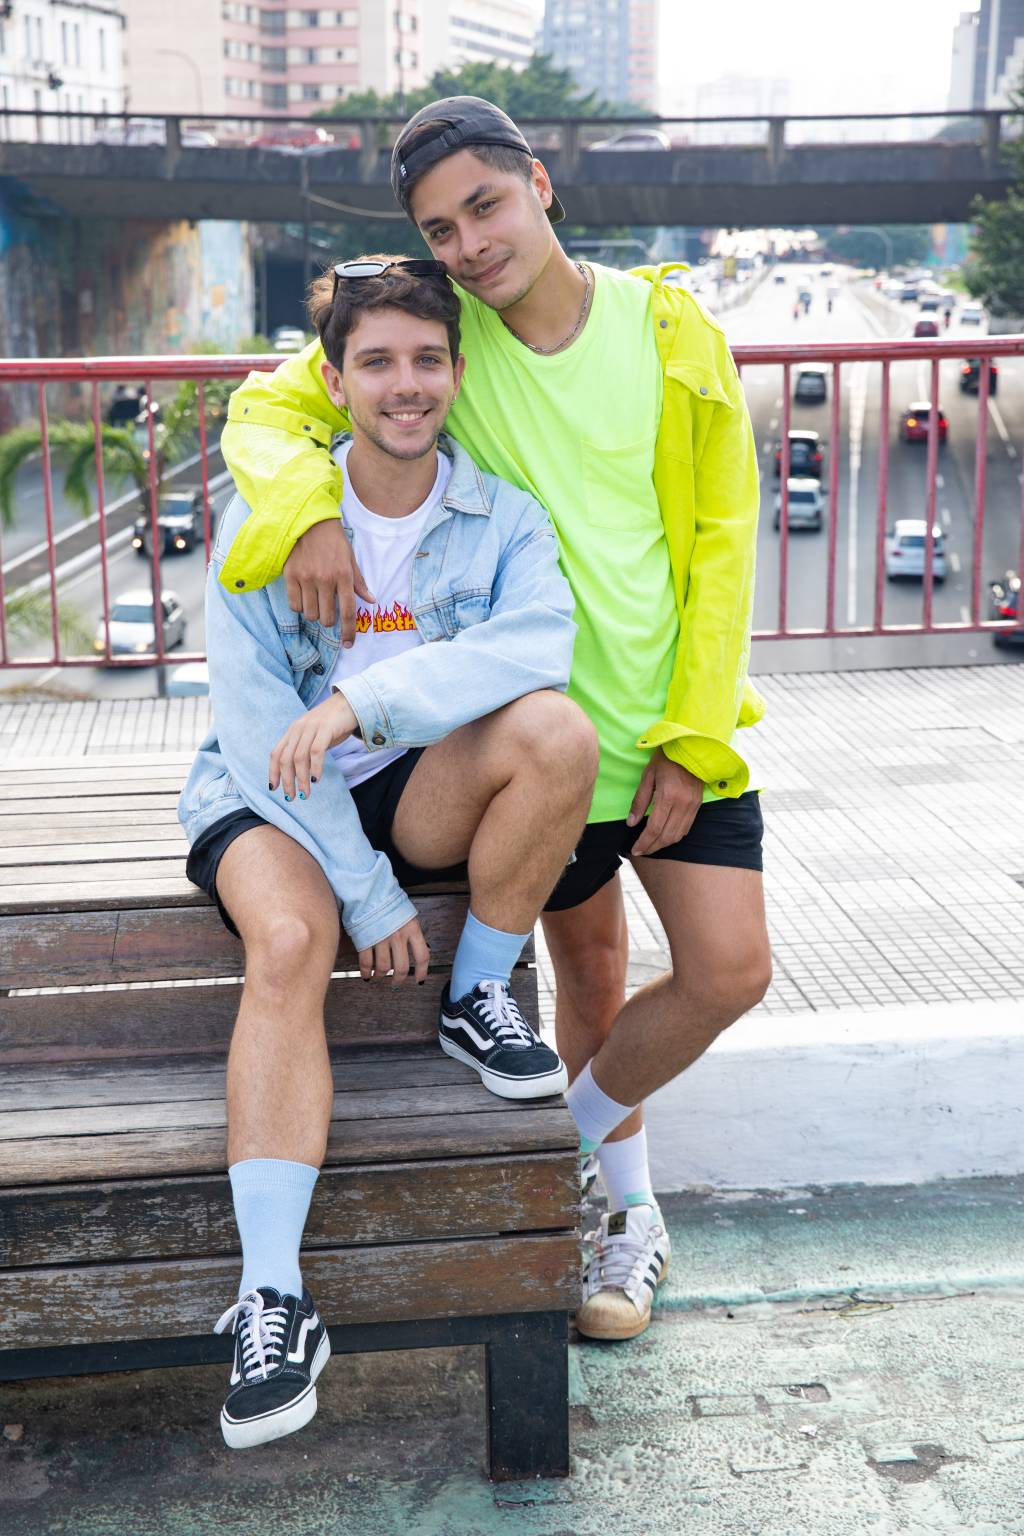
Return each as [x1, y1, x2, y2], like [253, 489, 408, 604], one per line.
[0, 426, 43, 529]
[4, 585, 93, 654]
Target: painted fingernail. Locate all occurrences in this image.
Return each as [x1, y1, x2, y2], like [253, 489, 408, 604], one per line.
[298, 791, 306, 800]
[284, 793, 291, 801]
[310, 775, 318, 784]
[268, 782, 273, 790]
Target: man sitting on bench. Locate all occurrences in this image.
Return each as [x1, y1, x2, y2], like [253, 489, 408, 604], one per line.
[178, 256, 597, 1450]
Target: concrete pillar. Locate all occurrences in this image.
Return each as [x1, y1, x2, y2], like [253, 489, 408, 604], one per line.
[767, 117, 786, 172]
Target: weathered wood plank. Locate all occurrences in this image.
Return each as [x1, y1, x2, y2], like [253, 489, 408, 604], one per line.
[0, 763, 190, 787]
[0, 893, 475, 983]
[0, 1048, 482, 1110]
[0, 1152, 579, 1267]
[0, 1081, 535, 1140]
[0, 845, 186, 874]
[6, 753, 195, 773]
[0, 777, 186, 801]
[0, 1106, 577, 1184]
[0, 794, 182, 818]
[0, 824, 186, 852]
[3, 1232, 579, 1348]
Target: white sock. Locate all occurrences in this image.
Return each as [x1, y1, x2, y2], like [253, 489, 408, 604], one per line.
[598, 1128, 657, 1213]
[564, 1060, 635, 1156]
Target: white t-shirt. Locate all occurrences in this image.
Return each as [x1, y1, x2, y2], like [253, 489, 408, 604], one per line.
[311, 441, 450, 788]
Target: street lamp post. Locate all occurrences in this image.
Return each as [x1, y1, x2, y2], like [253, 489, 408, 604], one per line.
[155, 48, 204, 115]
[858, 225, 895, 271]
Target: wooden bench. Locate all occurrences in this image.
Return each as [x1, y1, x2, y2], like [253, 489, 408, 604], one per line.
[0, 751, 578, 1480]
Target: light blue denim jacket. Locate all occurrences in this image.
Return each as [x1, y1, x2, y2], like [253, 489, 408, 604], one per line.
[178, 434, 576, 952]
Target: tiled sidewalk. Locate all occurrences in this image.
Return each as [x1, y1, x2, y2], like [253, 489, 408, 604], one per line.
[4, 664, 1024, 1021]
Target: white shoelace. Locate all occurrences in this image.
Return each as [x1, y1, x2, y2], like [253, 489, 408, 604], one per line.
[214, 1291, 289, 1383]
[583, 1226, 658, 1291]
[475, 979, 537, 1050]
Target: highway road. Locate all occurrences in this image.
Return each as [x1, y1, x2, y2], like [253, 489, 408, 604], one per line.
[4, 262, 1022, 698]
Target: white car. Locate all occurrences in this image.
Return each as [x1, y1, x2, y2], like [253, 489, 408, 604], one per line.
[167, 661, 209, 697]
[773, 479, 825, 531]
[93, 589, 187, 659]
[272, 326, 307, 352]
[884, 521, 947, 581]
[588, 128, 672, 152]
[960, 301, 985, 325]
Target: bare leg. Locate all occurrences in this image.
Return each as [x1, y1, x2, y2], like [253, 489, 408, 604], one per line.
[540, 876, 642, 1145]
[587, 860, 772, 1111]
[216, 825, 341, 1167]
[390, 690, 599, 930]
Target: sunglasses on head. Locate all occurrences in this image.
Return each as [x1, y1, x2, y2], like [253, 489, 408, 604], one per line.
[331, 258, 449, 300]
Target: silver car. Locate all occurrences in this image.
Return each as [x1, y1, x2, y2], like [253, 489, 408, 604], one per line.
[773, 479, 825, 531]
[93, 588, 187, 659]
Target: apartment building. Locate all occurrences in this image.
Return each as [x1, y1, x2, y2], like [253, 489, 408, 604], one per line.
[0, 0, 125, 135]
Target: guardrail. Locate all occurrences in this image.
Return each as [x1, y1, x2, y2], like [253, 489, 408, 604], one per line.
[1, 335, 1022, 672]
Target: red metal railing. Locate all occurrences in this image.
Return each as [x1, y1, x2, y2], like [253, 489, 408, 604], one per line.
[1, 336, 1023, 672]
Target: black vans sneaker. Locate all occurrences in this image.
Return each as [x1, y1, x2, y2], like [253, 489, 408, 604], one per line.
[439, 978, 569, 1100]
[213, 1285, 330, 1449]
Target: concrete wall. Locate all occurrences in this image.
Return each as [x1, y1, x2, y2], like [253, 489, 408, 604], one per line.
[0, 186, 254, 427]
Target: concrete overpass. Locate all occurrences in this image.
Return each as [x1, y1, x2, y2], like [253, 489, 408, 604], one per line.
[0, 110, 1016, 228]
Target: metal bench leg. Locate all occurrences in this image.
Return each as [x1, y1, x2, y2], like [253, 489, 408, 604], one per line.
[484, 1310, 569, 1481]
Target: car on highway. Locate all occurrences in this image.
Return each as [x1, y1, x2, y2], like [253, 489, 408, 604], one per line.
[107, 385, 156, 430]
[988, 569, 1020, 621]
[271, 325, 307, 352]
[773, 429, 824, 479]
[794, 366, 828, 404]
[913, 317, 940, 338]
[95, 118, 217, 147]
[773, 272, 786, 284]
[960, 301, 985, 325]
[884, 521, 947, 582]
[588, 128, 672, 151]
[132, 490, 208, 557]
[900, 282, 921, 302]
[918, 294, 942, 313]
[899, 402, 948, 444]
[92, 589, 187, 658]
[773, 478, 825, 531]
[167, 661, 210, 697]
[960, 359, 998, 395]
[246, 125, 334, 152]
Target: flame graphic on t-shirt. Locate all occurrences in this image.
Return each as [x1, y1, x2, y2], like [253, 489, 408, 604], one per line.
[355, 602, 417, 635]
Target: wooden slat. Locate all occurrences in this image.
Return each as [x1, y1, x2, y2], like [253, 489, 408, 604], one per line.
[0, 893, 474, 983]
[0, 1152, 579, 1267]
[0, 794, 181, 817]
[6, 753, 195, 773]
[0, 1048, 480, 1111]
[2, 1232, 578, 1348]
[0, 777, 186, 801]
[0, 763, 190, 787]
[0, 1105, 577, 1185]
[0, 1081, 531, 1141]
[0, 823, 186, 851]
[0, 843, 185, 871]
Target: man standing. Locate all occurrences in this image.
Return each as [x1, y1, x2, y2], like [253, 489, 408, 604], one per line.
[180, 258, 597, 1445]
[216, 99, 771, 1344]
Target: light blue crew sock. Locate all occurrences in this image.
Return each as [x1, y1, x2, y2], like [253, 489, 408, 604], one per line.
[450, 910, 531, 1001]
[229, 1158, 319, 1300]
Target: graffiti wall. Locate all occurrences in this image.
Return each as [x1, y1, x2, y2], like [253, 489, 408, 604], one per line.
[0, 182, 255, 427]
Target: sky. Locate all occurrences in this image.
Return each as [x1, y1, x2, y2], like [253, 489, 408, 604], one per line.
[659, 0, 981, 118]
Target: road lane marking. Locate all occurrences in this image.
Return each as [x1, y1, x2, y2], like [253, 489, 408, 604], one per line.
[769, 417, 778, 430]
[950, 551, 961, 572]
[941, 506, 952, 529]
[961, 604, 970, 622]
[936, 474, 944, 488]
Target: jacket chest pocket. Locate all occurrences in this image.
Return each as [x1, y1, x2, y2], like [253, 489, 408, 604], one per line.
[283, 636, 327, 695]
[580, 433, 659, 531]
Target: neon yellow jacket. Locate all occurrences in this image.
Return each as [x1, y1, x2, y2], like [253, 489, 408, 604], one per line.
[218, 263, 765, 796]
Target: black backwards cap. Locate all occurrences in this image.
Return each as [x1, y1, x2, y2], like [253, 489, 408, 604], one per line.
[391, 96, 566, 224]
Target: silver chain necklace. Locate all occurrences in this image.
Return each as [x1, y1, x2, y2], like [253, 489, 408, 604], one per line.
[501, 262, 593, 355]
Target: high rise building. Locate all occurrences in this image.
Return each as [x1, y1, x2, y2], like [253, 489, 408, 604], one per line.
[971, 0, 1024, 107]
[0, 0, 126, 135]
[120, 2, 429, 118]
[693, 74, 789, 146]
[419, 0, 542, 77]
[949, 10, 980, 110]
[541, 0, 659, 111]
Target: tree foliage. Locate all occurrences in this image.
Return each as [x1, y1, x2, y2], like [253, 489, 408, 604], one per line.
[0, 422, 146, 530]
[968, 75, 1024, 314]
[3, 584, 91, 652]
[818, 225, 932, 269]
[320, 53, 634, 124]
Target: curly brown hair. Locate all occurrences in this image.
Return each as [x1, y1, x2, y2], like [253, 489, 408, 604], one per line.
[306, 255, 461, 372]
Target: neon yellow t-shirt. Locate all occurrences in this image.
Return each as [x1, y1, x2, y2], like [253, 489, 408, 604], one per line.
[447, 263, 685, 823]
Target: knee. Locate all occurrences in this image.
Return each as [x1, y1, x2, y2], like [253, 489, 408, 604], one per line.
[679, 945, 772, 1029]
[244, 911, 338, 990]
[501, 691, 599, 790]
[556, 935, 629, 1021]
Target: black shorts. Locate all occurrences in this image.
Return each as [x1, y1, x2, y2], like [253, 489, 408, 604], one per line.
[185, 747, 467, 938]
[542, 790, 764, 914]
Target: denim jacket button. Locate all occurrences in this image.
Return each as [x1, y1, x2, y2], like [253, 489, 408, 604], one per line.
[312, 662, 324, 674]
[371, 731, 386, 746]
